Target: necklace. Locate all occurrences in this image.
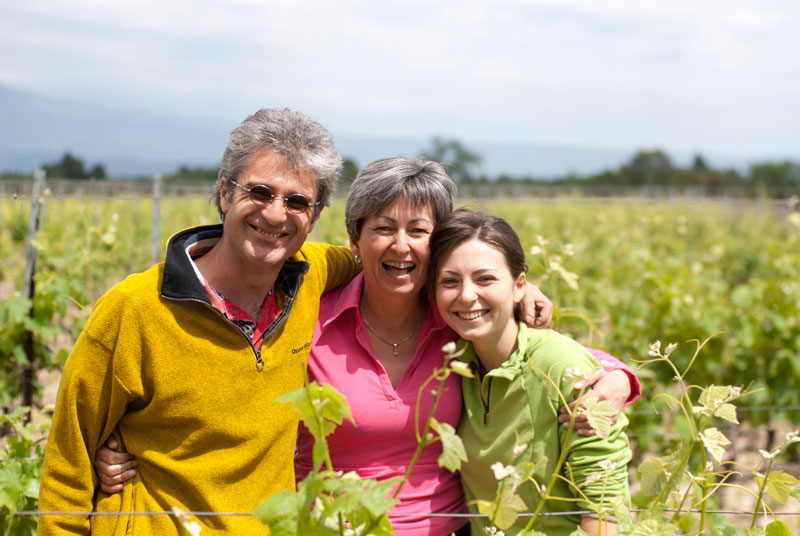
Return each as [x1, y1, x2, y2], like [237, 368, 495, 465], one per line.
[361, 309, 416, 356]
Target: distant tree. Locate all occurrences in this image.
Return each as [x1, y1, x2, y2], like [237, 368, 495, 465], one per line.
[419, 137, 482, 184]
[170, 165, 219, 182]
[692, 153, 709, 171]
[620, 150, 673, 186]
[748, 160, 800, 196]
[339, 157, 360, 187]
[43, 152, 85, 179]
[42, 152, 107, 179]
[88, 164, 106, 179]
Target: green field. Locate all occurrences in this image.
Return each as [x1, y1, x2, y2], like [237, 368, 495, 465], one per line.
[2, 195, 799, 420]
[2, 193, 800, 533]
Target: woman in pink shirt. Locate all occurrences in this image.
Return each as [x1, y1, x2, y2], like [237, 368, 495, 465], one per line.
[95, 157, 638, 536]
[295, 157, 638, 535]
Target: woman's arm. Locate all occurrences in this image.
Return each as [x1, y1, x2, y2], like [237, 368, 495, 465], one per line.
[558, 349, 641, 436]
[581, 517, 617, 535]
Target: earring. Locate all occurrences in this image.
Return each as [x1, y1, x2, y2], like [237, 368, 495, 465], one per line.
[354, 254, 362, 265]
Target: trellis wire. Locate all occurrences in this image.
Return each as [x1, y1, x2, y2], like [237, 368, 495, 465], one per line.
[12, 508, 800, 518]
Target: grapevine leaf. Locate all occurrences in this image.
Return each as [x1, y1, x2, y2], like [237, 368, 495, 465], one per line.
[765, 520, 792, 536]
[568, 529, 591, 536]
[579, 397, 615, 438]
[791, 483, 800, 502]
[253, 488, 301, 535]
[277, 382, 353, 441]
[714, 403, 739, 424]
[430, 419, 468, 472]
[757, 470, 799, 504]
[0, 469, 23, 512]
[698, 385, 730, 408]
[631, 518, 678, 536]
[638, 458, 668, 497]
[700, 427, 731, 463]
[694, 385, 739, 424]
[473, 488, 527, 530]
[360, 482, 398, 518]
[611, 494, 633, 527]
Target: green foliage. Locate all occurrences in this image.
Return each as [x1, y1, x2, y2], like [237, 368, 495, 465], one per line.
[255, 345, 472, 535]
[276, 381, 353, 471]
[5, 192, 800, 533]
[169, 165, 219, 182]
[42, 152, 106, 179]
[0, 407, 49, 536]
[7, 207, 29, 243]
[338, 158, 360, 187]
[429, 420, 467, 472]
[419, 137, 482, 184]
[630, 339, 800, 534]
[0, 287, 71, 407]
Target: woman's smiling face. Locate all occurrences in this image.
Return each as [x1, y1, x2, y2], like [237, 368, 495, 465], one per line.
[352, 196, 435, 302]
[434, 238, 526, 346]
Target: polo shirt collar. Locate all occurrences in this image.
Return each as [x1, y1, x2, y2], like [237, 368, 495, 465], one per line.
[320, 272, 449, 334]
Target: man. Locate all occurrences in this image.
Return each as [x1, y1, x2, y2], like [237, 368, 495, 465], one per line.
[39, 108, 360, 535]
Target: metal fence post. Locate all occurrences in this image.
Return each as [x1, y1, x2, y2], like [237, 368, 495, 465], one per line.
[22, 169, 46, 421]
[151, 173, 163, 265]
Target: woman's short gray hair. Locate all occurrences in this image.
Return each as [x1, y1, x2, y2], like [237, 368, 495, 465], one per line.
[213, 108, 342, 220]
[345, 157, 457, 241]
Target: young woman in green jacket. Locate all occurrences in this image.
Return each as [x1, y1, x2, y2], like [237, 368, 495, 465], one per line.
[430, 208, 631, 536]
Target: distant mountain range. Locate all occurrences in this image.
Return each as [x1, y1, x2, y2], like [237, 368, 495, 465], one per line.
[0, 83, 760, 178]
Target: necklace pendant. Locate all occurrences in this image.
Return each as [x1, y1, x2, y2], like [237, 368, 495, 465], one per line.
[392, 345, 400, 356]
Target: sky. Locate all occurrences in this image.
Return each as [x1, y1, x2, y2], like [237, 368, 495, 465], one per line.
[1, 0, 798, 159]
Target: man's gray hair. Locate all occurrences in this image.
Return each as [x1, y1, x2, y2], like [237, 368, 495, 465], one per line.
[345, 157, 457, 241]
[214, 108, 342, 220]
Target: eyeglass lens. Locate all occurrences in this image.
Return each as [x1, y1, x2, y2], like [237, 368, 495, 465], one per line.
[246, 184, 313, 213]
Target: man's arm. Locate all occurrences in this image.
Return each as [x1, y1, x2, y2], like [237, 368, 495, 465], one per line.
[39, 317, 131, 534]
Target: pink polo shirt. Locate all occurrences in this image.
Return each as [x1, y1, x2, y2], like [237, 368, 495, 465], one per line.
[295, 274, 468, 536]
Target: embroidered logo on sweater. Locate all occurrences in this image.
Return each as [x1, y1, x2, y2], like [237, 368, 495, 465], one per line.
[291, 342, 311, 354]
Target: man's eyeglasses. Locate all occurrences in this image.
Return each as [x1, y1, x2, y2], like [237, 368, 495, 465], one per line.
[230, 180, 319, 215]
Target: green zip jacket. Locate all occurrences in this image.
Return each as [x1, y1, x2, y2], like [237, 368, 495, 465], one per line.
[38, 224, 357, 535]
[458, 323, 631, 536]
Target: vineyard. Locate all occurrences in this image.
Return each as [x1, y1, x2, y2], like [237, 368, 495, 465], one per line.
[1, 182, 800, 534]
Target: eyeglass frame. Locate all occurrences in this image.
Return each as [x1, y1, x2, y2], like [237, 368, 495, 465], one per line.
[228, 179, 321, 215]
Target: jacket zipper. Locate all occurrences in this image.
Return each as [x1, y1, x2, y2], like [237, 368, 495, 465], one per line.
[481, 376, 492, 425]
[162, 276, 301, 371]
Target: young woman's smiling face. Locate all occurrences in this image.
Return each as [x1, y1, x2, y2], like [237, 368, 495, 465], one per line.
[352, 196, 435, 303]
[435, 239, 526, 349]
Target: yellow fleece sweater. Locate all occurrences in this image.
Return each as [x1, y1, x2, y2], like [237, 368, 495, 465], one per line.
[39, 225, 357, 535]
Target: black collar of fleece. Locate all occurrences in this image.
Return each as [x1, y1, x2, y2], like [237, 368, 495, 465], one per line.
[160, 224, 310, 304]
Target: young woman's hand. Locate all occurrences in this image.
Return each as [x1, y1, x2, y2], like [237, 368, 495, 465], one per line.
[521, 282, 553, 329]
[94, 436, 138, 493]
[557, 369, 631, 436]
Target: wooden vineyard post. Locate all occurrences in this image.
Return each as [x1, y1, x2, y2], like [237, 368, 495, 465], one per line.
[151, 173, 163, 265]
[21, 169, 46, 422]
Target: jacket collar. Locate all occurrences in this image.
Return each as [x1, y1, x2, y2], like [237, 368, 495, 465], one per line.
[460, 321, 535, 380]
[160, 224, 310, 303]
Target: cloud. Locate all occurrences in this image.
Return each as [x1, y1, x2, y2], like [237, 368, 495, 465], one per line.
[0, 0, 798, 153]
